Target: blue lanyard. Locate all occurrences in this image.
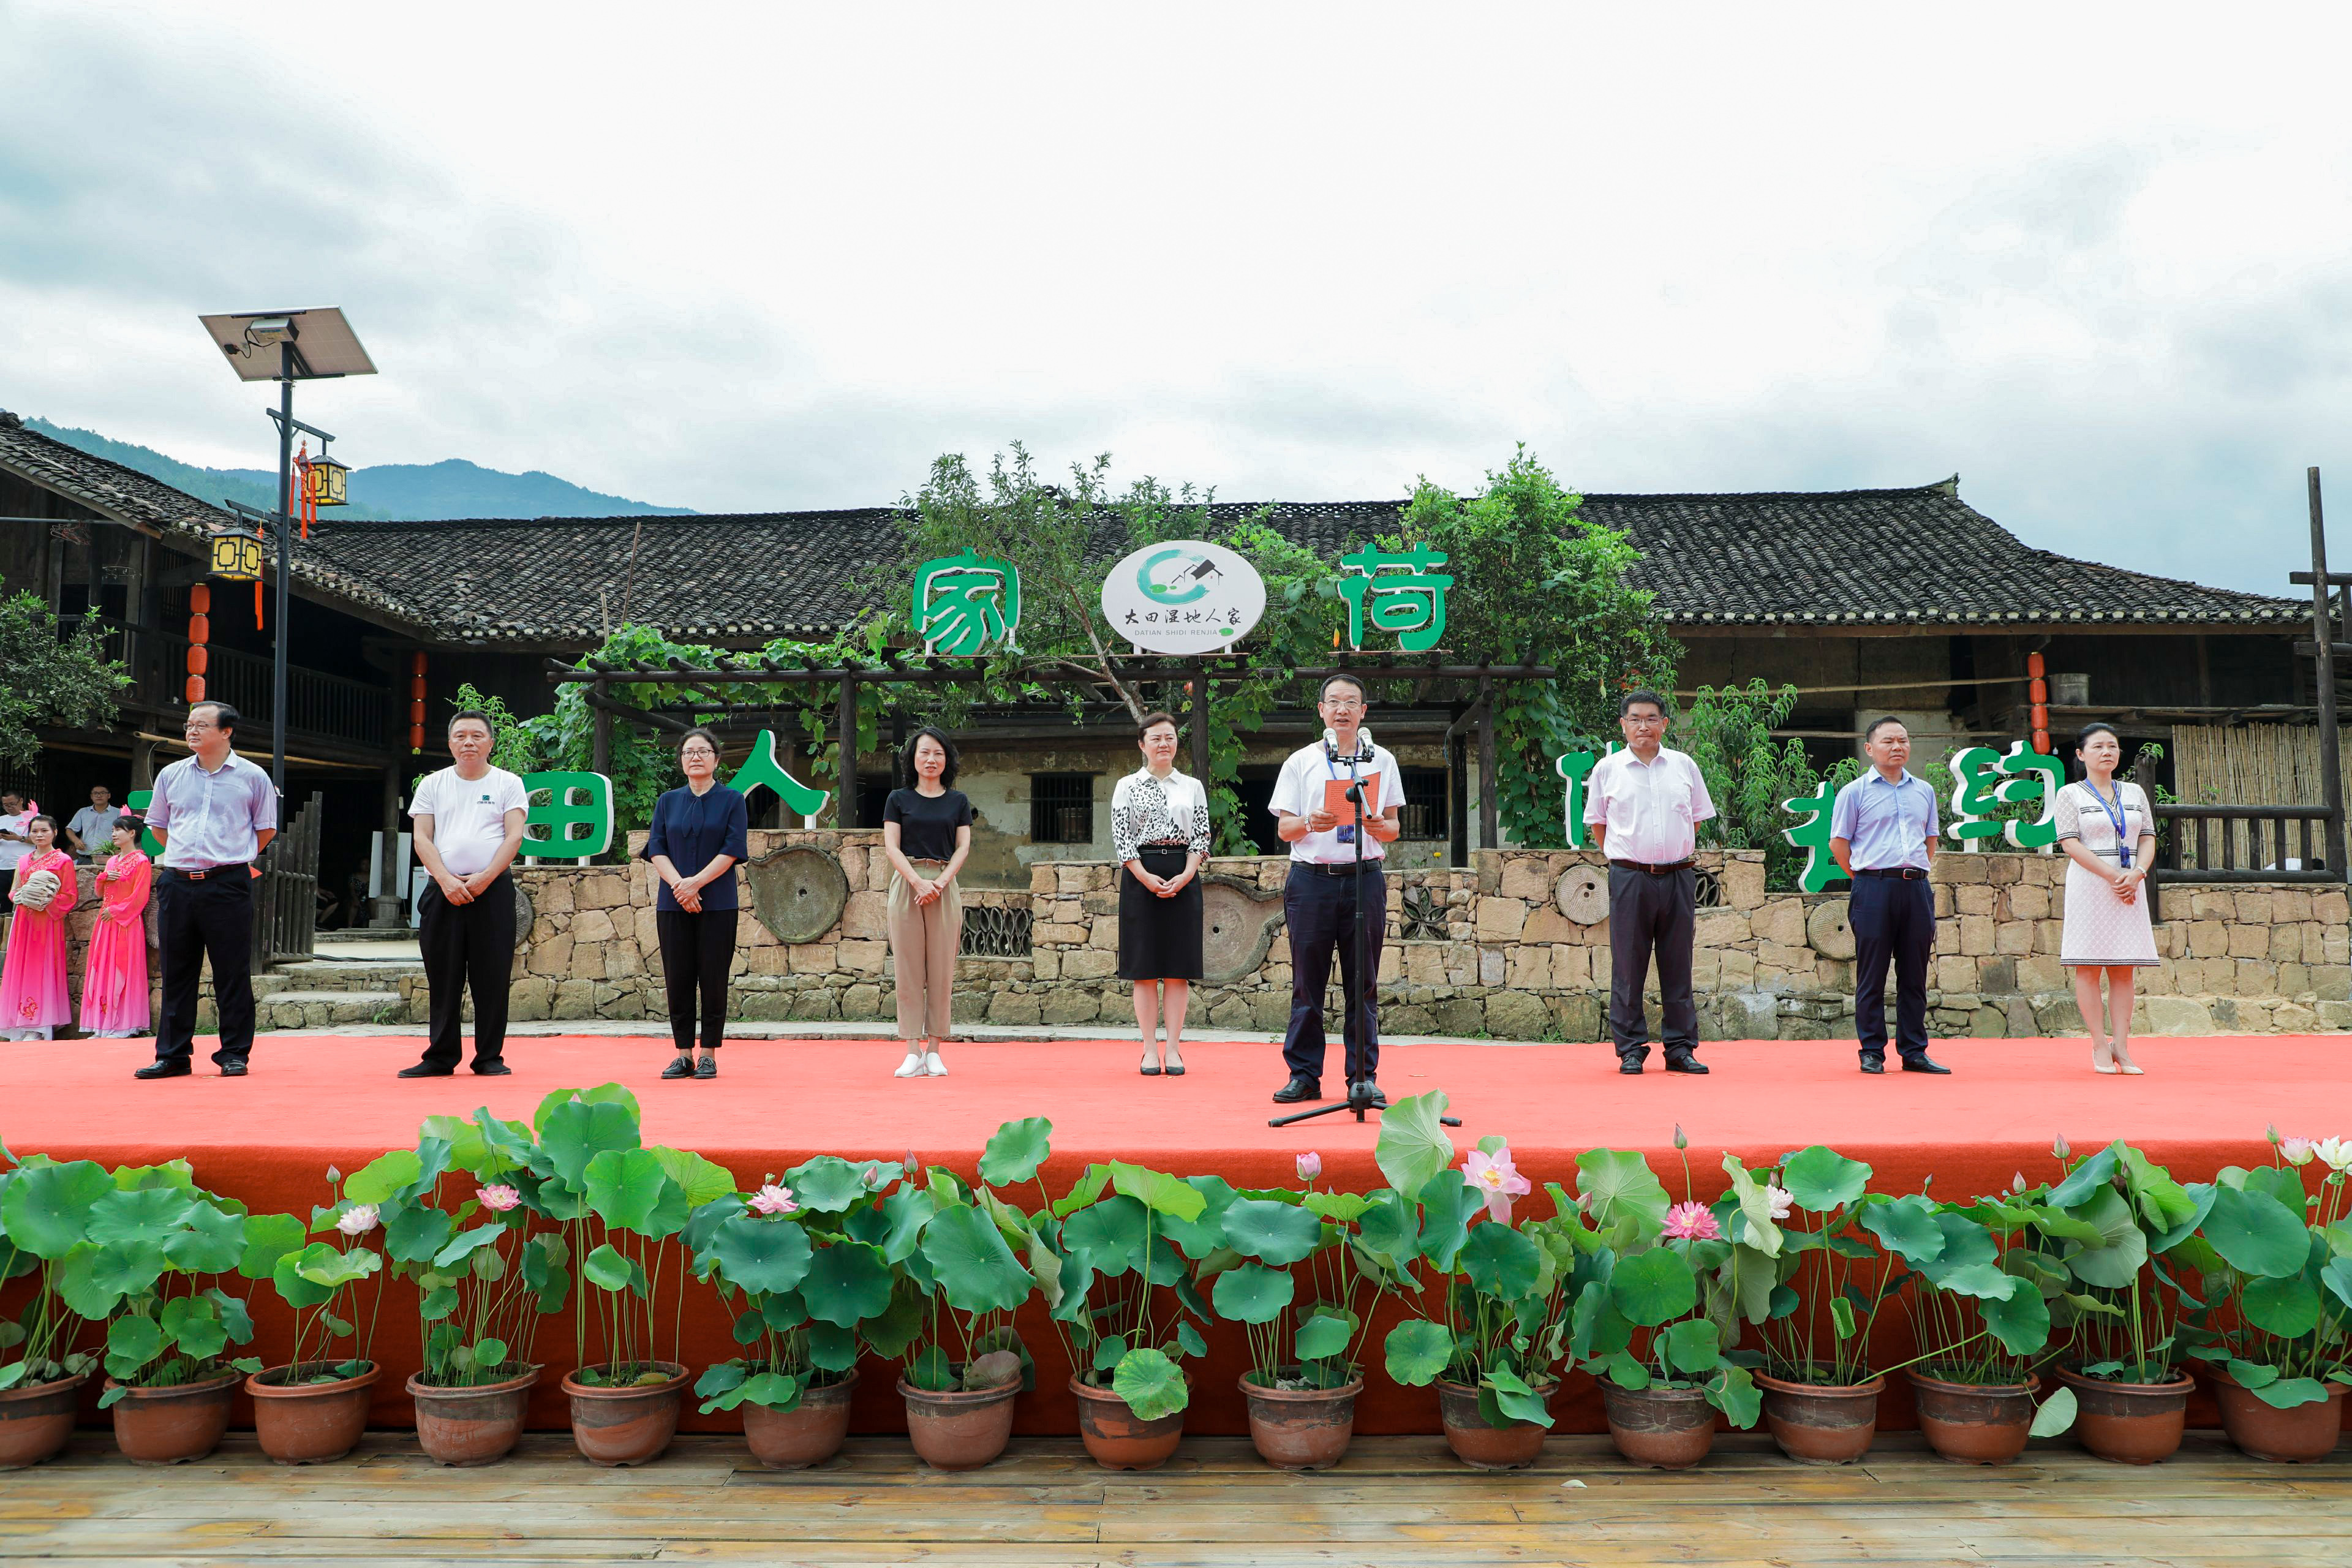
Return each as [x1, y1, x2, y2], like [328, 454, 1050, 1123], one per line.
[2085, 781, 2133, 870]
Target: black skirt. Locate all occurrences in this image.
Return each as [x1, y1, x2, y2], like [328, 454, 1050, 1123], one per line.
[1118, 845, 1203, 981]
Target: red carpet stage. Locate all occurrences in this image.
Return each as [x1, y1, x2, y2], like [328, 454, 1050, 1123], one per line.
[8, 1033, 2346, 1436]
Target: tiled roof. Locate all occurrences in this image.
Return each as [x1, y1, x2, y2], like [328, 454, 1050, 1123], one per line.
[304, 480, 2301, 644]
[0, 413, 437, 627]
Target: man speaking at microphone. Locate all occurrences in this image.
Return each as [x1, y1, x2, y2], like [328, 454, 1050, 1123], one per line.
[1268, 674, 1404, 1106]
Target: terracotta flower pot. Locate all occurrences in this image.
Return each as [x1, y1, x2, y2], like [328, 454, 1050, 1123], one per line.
[742, 1369, 858, 1470]
[2056, 1366, 2193, 1465]
[1069, 1374, 1185, 1470]
[1438, 1377, 1558, 1470]
[897, 1373, 1018, 1471]
[562, 1363, 691, 1468]
[1240, 1370, 1363, 1471]
[1599, 1380, 1715, 1470]
[107, 1370, 241, 1465]
[1907, 1370, 2039, 1466]
[248, 1362, 382, 1464]
[0, 1366, 91, 1470]
[409, 1366, 541, 1466]
[1755, 1369, 1885, 1465]
[2210, 1368, 2349, 1464]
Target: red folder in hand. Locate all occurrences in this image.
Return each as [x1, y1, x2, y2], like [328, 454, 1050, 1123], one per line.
[1322, 772, 1379, 819]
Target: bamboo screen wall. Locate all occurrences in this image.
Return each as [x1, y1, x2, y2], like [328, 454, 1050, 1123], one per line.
[2168, 722, 2339, 871]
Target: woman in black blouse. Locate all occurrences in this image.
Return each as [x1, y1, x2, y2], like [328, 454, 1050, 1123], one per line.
[1115, 712, 1210, 1075]
[881, 726, 973, 1079]
[641, 727, 748, 1080]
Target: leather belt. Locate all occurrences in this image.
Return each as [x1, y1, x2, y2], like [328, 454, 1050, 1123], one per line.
[1853, 867, 1929, 880]
[1609, 858, 1693, 876]
[1295, 860, 1387, 876]
[162, 864, 251, 881]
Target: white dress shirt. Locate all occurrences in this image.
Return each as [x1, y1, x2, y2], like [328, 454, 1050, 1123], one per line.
[1583, 745, 1716, 865]
[1268, 737, 1404, 865]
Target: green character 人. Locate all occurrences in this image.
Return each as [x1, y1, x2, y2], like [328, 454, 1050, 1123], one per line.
[725, 729, 832, 821]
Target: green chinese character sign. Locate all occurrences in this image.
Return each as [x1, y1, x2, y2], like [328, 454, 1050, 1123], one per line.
[1779, 779, 1846, 892]
[521, 771, 614, 861]
[726, 730, 831, 820]
[1553, 745, 1618, 850]
[1945, 742, 2061, 852]
[912, 549, 1021, 657]
[1339, 543, 1452, 653]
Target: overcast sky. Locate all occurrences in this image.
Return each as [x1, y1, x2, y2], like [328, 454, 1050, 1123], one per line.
[4, 4, 2348, 592]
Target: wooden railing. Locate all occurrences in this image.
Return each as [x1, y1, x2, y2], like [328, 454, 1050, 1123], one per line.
[65, 617, 389, 749]
[2150, 804, 2337, 884]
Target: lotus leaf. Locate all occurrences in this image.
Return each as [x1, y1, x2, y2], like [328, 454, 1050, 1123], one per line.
[784, 1156, 870, 1215]
[538, 1099, 640, 1187]
[1458, 1221, 1541, 1302]
[2243, 1273, 2322, 1339]
[0, 1159, 109, 1257]
[1384, 1318, 1455, 1384]
[1611, 1246, 1698, 1328]
[1210, 1261, 1294, 1324]
[2203, 1185, 2308, 1278]
[801, 1240, 894, 1327]
[584, 1149, 687, 1237]
[1779, 1146, 1872, 1213]
[1373, 1090, 1455, 1199]
[1294, 1312, 1352, 1362]
[979, 1117, 1054, 1186]
[920, 1205, 1033, 1315]
[1221, 1197, 1322, 1267]
[1109, 1161, 1206, 1222]
[1575, 1149, 1672, 1238]
[710, 1213, 813, 1296]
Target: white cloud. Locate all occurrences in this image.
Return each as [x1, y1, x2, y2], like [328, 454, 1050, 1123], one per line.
[4, 2, 2351, 590]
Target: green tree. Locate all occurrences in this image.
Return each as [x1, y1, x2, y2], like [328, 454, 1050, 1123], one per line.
[0, 591, 128, 767]
[1675, 680, 1824, 889]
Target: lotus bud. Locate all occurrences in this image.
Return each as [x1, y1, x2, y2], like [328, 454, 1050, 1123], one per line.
[325, 1166, 341, 1183]
[1673, 1124, 1687, 1151]
[2267, 1123, 2282, 1147]
[904, 1149, 922, 1177]
[2052, 1134, 2070, 1161]
[1297, 1152, 1322, 1182]
[2011, 1172, 2027, 1194]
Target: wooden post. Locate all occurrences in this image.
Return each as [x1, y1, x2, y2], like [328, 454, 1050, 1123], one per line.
[836, 673, 858, 827]
[1476, 677, 1498, 851]
[590, 676, 612, 777]
[1190, 664, 1213, 783]
[1447, 722, 1469, 868]
[2309, 469, 2346, 877]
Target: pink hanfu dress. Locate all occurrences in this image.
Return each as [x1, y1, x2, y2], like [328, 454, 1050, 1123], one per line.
[0, 849, 77, 1031]
[80, 848, 152, 1035]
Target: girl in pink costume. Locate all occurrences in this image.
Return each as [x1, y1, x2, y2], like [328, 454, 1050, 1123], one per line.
[1, 815, 76, 1040]
[80, 815, 152, 1038]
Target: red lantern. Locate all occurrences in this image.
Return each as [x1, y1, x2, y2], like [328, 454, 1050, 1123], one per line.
[190, 584, 211, 614]
[186, 646, 209, 676]
[186, 584, 211, 707]
[2026, 651, 2049, 753]
[184, 675, 206, 705]
[409, 652, 428, 753]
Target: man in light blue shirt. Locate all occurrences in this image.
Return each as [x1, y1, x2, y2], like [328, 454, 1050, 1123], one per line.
[137, 701, 278, 1080]
[1831, 718, 1949, 1076]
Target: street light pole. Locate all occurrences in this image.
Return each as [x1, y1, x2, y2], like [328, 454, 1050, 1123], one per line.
[272, 343, 295, 794]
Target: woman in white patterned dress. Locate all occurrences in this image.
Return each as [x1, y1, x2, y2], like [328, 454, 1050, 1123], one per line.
[2054, 722, 2159, 1075]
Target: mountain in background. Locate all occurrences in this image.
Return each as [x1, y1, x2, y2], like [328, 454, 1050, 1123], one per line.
[26, 417, 697, 521]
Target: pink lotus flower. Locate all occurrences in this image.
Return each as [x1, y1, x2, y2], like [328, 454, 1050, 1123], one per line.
[478, 1184, 522, 1212]
[1297, 1152, 1323, 1183]
[1662, 1202, 1721, 1242]
[1463, 1146, 1531, 1223]
[2282, 1137, 2317, 1167]
[1764, 1183, 1793, 1221]
[336, 1204, 380, 1237]
[750, 1183, 799, 1216]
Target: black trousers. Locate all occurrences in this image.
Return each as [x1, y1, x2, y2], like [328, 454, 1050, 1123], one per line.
[417, 871, 516, 1069]
[657, 908, 734, 1054]
[153, 869, 254, 1066]
[1607, 864, 1697, 1061]
[1850, 873, 1934, 1061]
[1280, 862, 1384, 1082]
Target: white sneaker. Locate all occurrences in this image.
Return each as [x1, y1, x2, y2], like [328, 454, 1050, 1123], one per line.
[923, 1050, 948, 1077]
[894, 1052, 925, 1078]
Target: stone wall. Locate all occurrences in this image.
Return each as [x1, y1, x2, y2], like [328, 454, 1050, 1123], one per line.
[435, 833, 2352, 1041]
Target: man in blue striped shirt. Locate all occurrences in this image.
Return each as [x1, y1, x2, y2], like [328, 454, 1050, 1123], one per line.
[1831, 718, 1951, 1076]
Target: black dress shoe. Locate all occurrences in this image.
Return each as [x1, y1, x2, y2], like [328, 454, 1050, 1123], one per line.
[1272, 1074, 1321, 1104]
[134, 1060, 190, 1080]
[1349, 1078, 1387, 1108]
[1901, 1054, 1953, 1075]
[694, 1054, 718, 1080]
[398, 1062, 454, 1079]
[1618, 1057, 1646, 1075]
[660, 1054, 695, 1079]
[1139, 1061, 1162, 1076]
[471, 1060, 513, 1076]
[1858, 1053, 1885, 1074]
[217, 1059, 248, 1077]
[1662, 1052, 1709, 1076]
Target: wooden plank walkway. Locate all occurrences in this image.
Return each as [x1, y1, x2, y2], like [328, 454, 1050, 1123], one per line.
[2, 1431, 2345, 1567]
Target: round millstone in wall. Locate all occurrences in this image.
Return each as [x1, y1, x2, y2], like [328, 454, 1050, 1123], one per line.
[1200, 877, 1286, 986]
[1556, 865, 1610, 925]
[513, 881, 535, 951]
[1806, 900, 1856, 960]
[745, 845, 851, 944]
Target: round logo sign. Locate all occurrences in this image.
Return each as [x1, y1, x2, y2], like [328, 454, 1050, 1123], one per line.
[1100, 540, 1267, 654]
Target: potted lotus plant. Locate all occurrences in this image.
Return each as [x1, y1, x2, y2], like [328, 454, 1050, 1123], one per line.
[1750, 1145, 1895, 1464]
[371, 1110, 571, 1466]
[0, 1148, 103, 1468]
[1567, 1131, 1762, 1470]
[241, 1169, 387, 1464]
[527, 1085, 734, 1466]
[2178, 1130, 2351, 1462]
[1373, 1093, 1579, 1469]
[1865, 1164, 2058, 1466]
[1212, 1150, 1387, 1469]
[690, 1152, 908, 1469]
[75, 1163, 263, 1464]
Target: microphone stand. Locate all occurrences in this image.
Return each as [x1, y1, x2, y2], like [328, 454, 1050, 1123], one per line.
[1271, 731, 1460, 1129]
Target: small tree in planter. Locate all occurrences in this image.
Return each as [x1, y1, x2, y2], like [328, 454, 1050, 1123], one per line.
[2177, 1132, 2352, 1461]
[0, 1149, 105, 1467]
[1567, 1139, 1762, 1469]
[1210, 1150, 1389, 1469]
[240, 1171, 388, 1463]
[689, 1153, 907, 1469]
[368, 1109, 572, 1464]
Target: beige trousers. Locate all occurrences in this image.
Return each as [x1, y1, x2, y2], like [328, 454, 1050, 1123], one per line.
[886, 862, 963, 1041]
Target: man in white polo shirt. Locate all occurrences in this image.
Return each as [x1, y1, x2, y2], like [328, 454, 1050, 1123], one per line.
[1584, 689, 1716, 1076]
[1267, 673, 1404, 1107]
[400, 709, 529, 1079]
